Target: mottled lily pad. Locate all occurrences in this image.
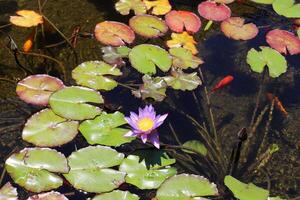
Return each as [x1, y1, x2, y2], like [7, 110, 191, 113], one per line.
[143, 0, 171, 15]
[182, 140, 207, 156]
[156, 174, 219, 200]
[169, 47, 204, 69]
[129, 15, 168, 38]
[198, 1, 231, 21]
[0, 182, 18, 200]
[72, 61, 122, 91]
[49, 86, 103, 120]
[27, 191, 68, 200]
[166, 32, 198, 54]
[129, 44, 172, 74]
[163, 70, 202, 91]
[92, 190, 139, 200]
[94, 21, 135, 46]
[63, 146, 125, 193]
[102, 46, 131, 67]
[22, 108, 78, 147]
[16, 74, 64, 106]
[115, 0, 146, 15]
[5, 148, 68, 193]
[272, 0, 300, 18]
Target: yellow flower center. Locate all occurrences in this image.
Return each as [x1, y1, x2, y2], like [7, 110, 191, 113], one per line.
[137, 117, 154, 132]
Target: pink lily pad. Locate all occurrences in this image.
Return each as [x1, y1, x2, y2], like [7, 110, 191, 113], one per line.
[221, 17, 259, 40]
[165, 10, 201, 34]
[198, 1, 231, 21]
[27, 191, 68, 200]
[16, 74, 64, 106]
[94, 21, 135, 46]
[266, 29, 300, 55]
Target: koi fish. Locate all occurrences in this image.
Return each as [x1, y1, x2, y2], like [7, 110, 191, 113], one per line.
[211, 75, 234, 93]
[266, 93, 288, 117]
[22, 29, 35, 52]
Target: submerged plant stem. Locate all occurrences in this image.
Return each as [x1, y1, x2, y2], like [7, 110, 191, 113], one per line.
[0, 78, 16, 84]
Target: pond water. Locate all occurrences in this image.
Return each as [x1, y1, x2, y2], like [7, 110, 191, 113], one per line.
[0, 0, 300, 199]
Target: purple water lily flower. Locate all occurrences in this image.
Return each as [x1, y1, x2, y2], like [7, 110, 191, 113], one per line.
[124, 105, 168, 149]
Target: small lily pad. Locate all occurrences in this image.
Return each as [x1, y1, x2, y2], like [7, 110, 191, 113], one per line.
[198, 1, 231, 21]
[92, 190, 139, 200]
[249, 0, 274, 4]
[169, 47, 204, 69]
[22, 108, 78, 147]
[16, 74, 64, 106]
[143, 0, 171, 15]
[115, 0, 146, 15]
[102, 46, 131, 67]
[27, 191, 68, 200]
[163, 70, 202, 91]
[272, 0, 300, 18]
[166, 32, 198, 55]
[49, 86, 103, 120]
[182, 140, 207, 156]
[0, 182, 18, 200]
[214, 0, 235, 3]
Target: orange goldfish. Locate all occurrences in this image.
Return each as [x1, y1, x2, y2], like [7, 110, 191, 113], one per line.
[211, 75, 234, 93]
[266, 93, 288, 117]
[22, 29, 35, 52]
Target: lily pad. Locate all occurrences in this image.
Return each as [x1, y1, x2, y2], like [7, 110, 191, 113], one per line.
[5, 148, 68, 193]
[16, 74, 64, 106]
[224, 175, 269, 200]
[63, 146, 125, 193]
[198, 1, 231, 21]
[0, 182, 18, 200]
[129, 44, 172, 74]
[156, 174, 219, 200]
[165, 10, 201, 34]
[115, 0, 146, 15]
[10, 10, 43, 27]
[119, 150, 177, 189]
[92, 190, 139, 200]
[22, 108, 78, 147]
[163, 70, 202, 91]
[143, 0, 171, 15]
[129, 15, 168, 38]
[246, 47, 287, 78]
[94, 21, 135, 46]
[79, 111, 135, 147]
[49, 86, 103, 120]
[169, 47, 204, 69]
[27, 191, 68, 200]
[72, 61, 122, 91]
[102, 46, 131, 67]
[250, 0, 274, 4]
[272, 0, 300, 18]
[166, 32, 198, 55]
[214, 0, 235, 3]
[182, 140, 207, 156]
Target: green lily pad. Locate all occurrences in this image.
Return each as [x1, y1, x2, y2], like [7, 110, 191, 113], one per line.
[169, 48, 204, 69]
[132, 74, 167, 102]
[79, 111, 135, 147]
[224, 175, 269, 200]
[272, 0, 300, 18]
[250, 0, 274, 4]
[163, 70, 202, 91]
[63, 146, 126, 193]
[129, 44, 172, 74]
[115, 0, 146, 15]
[49, 86, 103, 120]
[72, 61, 122, 91]
[92, 190, 139, 200]
[102, 46, 131, 67]
[156, 174, 219, 200]
[246, 47, 287, 78]
[27, 191, 68, 200]
[5, 148, 68, 193]
[119, 150, 177, 189]
[297, 27, 300, 38]
[0, 182, 18, 200]
[182, 140, 207, 156]
[268, 197, 284, 200]
[22, 109, 78, 147]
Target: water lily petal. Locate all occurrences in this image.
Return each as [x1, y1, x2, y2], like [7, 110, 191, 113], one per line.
[154, 114, 168, 128]
[148, 131, 160, 149]
[141, 134, 148, 143]
[124, 131, 139, 137]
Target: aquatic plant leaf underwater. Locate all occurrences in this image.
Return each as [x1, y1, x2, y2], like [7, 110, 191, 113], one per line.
[156, 174, 219, 200]
[246, 47, 287, 78]
[266, 93, 288, 117]
[143, 0, 172, 15]
[94, 21, 135, 46]
[166, 31, 198, 54]
[115, 0, 146, 15]
[129, 15, 168, 38]
[221, 17, 259, 40]
[23, 29, 35, 53]
[165, 10, 202, 34]
[272, 0, 300, 18]
[297, 27, 300, 38]
[124, 104, 168, 148]
[169, 47, 204, 69]
[92, 190, 139, 200]
[182, 140, 208, 156]
[266, 29, 300, 55]
[214, 0, 235, 3]
[10, 10, 43, 27]
[16, 74, 65, 106]
[211, 75, 234, 93]
[0, 182, 18, 200]
[198, 1, 231, 21]
[224, 175, 269, 200]
[249, 0, 274, 4]
[101, 46, 131, 67]
[27, 191, 68, 200]
[163, 70, 202, 91]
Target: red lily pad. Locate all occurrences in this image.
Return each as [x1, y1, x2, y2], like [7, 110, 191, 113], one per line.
[198, 1, 231, 21]
[266, 29, 300, 55]
[94, 21, 135, 46]
[27, 191, 68, 200]
[165, 10, 201, 34]
[221, 17, 259, 40]
[16, 74, 64, 106]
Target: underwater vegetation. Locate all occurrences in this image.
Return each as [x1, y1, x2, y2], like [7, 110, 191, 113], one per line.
[0, 0, 300, 199]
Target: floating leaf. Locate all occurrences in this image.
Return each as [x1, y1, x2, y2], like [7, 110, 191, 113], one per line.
[156, 174, 219, 200]
[268, 197, 284, 200]
[92, 190, 139, 200]
[129, 44, 172, 74]
[272, 0, 300, 18]
[119, 150, 177, 189]
[214, 0, 235, 3]
[198, 1, 231, 21]
[0, 182, 18, 200]
[182, 140, 207, 156]
[166, 32, 198, 55]
[129, 15, 168, 38]
[10, 10, 43, 27]
[163, 70, 202, 91]
[165, 10, 201, 34]
[72, 61, 122, 91]
[27, 191, 68, 200]
[221, 17, 259, 40]
[63, 146, 125, 193]
[297, 27, 300, 38]
[249, 0, 274, 4]
[79, 111, 135, 147]
[49, 86, 103, 120]
[143, 0, 171, 15]
[5, 148, 68, 193]
[247, 47, 287, 78]
[224, 175, 269, 200]
[22, 108, 78, 147]
[102, 46, 126, 67]
[115, 0, 146, 15]
[16, 74, 64, 106]
[266, 29, 300, 55]
[169, 47, 204, 69]
[94, 21, 135, 46]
